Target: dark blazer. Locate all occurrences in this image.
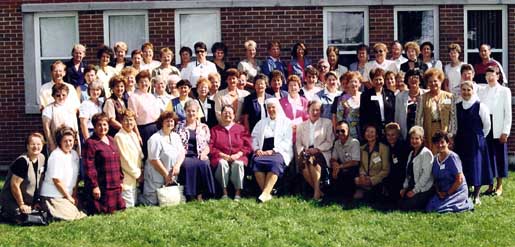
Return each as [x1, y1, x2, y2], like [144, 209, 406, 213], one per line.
[265, 88, 288, 99]
[400, 60, 429, 88]
[359, 88, 395, 133]
[242, 92, 273, 132]
[108, 58, 132, 69]
[198, 98, 218, 128]
[65, 59, 87, 87]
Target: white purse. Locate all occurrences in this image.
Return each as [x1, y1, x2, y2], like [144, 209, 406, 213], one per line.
[156, 183, 186, 206]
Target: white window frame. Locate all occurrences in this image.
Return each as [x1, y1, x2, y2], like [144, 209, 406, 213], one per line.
[323, 7, 369, 58]
[394, 5, 439, 59]
[31, 12, 79, 113]
[103, 10, 149, 56]
[174, 9, 221, 64]
[463, 5, 508, 73]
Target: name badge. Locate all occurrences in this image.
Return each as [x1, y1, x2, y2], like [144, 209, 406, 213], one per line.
[439, 164, 445, 170]
[393, 157, 398, 164]
[372, 156, 381, 164]
[371, 95, 380, 101]
[206, 104, 212, 109]
[442, 98, 451, 105]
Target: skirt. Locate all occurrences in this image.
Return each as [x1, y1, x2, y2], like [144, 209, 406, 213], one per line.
[486, 129, 509, 178]
[138, 122, 158, 160]
[87, 187, 125, 214]
[180, 157, 216, 197]
[41, 197, 87, 221]
[252, 153, 286, 176]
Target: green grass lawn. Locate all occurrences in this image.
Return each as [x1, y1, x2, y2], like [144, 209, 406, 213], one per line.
[0, 173, 513, 247]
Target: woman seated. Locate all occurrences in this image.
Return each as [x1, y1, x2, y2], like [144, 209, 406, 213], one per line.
[251, 98, 293, 203]
[209, 105, 252, 200]
[426, 131, 474, 213]
[176, 100, 216, 201]
[398, 126, 434, 211]
[0, 133, 46, 224]
[42, 83, 79, 152]
[40, 126, 86, 221]
[140, 111, 185, 206]
[383, 123, 410, 202]
[329, 121, 360, 200]
[354, 124, 390, 201]
[296, 100, 334, 200]
[114, 110, 144, 207]
[83, 113, 125, 214]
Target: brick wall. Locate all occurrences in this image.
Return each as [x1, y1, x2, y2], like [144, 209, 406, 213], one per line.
[507, 5, 515, 155]
[438, 5, 464, 64]
[220, 7, 323, 66]
[369, 6, 394, 50]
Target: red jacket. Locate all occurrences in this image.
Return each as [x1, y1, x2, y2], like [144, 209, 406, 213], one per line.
[209, 123, 252, 168]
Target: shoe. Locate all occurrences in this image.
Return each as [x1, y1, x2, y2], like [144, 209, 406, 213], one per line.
[494, 189, 503, 197]
[481, 190, 495, 196]
[234, 195, 241, 201]
[221, 195, 229, 200]
[257, 193, 272, 203]
[473, 197, 481, 205]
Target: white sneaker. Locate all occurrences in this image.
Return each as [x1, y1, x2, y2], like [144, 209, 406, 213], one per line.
[473, 197, 481, 205]
[221, 195, 229, 200]
[234, 195, 241, 201]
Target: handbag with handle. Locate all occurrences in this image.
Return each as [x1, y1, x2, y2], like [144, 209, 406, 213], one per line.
[156, 183, 186, 206]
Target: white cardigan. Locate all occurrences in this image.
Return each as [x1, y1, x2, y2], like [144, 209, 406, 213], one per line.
[403, 147, 434, 194]
[251, 116, 293, 165]
[478, 83, 512, 138]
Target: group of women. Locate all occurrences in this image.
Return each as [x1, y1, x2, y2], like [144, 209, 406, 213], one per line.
[0, 39, 511, 224]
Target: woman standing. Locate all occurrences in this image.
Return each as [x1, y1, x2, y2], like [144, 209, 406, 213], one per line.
[211, 42, 233, 88]
[478, 66, 512, 197]
[42, 83, 80, 152]
[79, 81, 104, 140]
[178, 46, 193, 72]
[251, 98, 293, 203]
[96, 45, 117, 98]
[359, 68, 395, 134]
[40, 127, 86, 221]
[363, 43, 397, 85]
[182, 42, 217, 89]
[196, 78, 218, 128]
[326, 46, 348, 76]
[140, 111, 185, 205]
[333, 71, 362, 140]
[176, 100, 216, 201]
[288, 42, 311, 81]
[398, 126, 434, 211]
[103, 76, 128, 137]
[209, 105, 252, 200]
[454, 81, 492, 204]
[420, 42, 442, 70]
[315, 71, 342, 120]
[83, 113, 125, 214]
[238, 40, 261, 82]
[280, 75, 309, 140]
[128, 70, 160, 158]
[0, 133, 46, 223]
[241, 74, 273, 132]
[415, 68, 457, 153]
[165, 79, 194, 122]
[109, 41, 131, 74]
[443, 44, 464, 95]
[395, 69, 426, 139]
[426, 131, 474, 213]
[213, 69, 250, 123]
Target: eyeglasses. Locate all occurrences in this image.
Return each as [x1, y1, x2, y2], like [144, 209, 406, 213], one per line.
[335, 129, 345, 134]
[195, 50, 206, 54]
[375, 50, 385, 53]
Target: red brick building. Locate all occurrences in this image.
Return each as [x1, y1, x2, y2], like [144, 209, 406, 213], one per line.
[1, 1, 514, 168]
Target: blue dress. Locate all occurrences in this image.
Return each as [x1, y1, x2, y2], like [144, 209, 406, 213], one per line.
[454, 101, 493, 187]
[426, 152, 473, 213]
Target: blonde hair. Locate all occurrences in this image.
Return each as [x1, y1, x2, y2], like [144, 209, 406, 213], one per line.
[404, 41, 420, 55]
[409, 126, 425, 139]
[114, 41, 128, 52]
[373, 42, 388, 53]
[244, 40, 257, 49]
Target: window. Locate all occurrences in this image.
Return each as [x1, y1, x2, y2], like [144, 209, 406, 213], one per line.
[23, 12, 78, 113]
[174, 9, 221, 64]
[394, 6, 439, 58]
[464, 6, 507, 70]
[323, 7, 369, 68]
[103, 11, 149, 55]
[35, 13, 79, 86]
